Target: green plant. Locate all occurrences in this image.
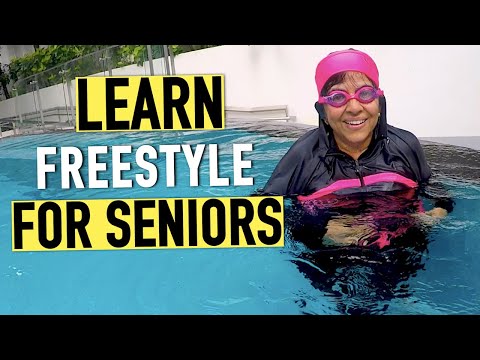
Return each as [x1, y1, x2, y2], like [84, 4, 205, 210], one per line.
[6, 45, 221, 96]
[0, 63, 10, 99]
[8, 45, 106, 83]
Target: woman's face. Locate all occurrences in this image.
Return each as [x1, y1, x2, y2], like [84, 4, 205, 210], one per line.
[324, 72, 381, 155]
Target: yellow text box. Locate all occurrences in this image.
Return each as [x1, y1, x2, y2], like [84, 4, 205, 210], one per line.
[12, 196, 284, 251]
[75, 75, 225, 132]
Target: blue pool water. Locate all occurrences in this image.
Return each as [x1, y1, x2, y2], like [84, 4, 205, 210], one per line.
[0, 123, 479, 315]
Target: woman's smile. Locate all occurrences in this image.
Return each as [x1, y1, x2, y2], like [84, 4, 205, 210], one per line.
[343, 118, 368, 128]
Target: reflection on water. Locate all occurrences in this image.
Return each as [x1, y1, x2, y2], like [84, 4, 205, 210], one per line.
[285, 192, 432, 315]
[293, 246, 428, 315]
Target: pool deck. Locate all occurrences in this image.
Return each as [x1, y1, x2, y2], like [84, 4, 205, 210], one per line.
[419, 137, 480, 151]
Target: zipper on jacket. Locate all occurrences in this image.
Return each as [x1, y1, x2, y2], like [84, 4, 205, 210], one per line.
[354, 159, 365, 187]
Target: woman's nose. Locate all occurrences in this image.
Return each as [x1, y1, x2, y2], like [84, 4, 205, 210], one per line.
[345, 98, 363, 112]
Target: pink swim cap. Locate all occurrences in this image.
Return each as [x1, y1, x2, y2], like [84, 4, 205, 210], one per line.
[315, 48, 381, 102]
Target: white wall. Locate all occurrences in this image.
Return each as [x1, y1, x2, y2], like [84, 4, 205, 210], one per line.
[1, 45, 479, 138]
[172, 45, 480, 138]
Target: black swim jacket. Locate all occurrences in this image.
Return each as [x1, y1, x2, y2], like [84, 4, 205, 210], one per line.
[261, 96, 433, 199]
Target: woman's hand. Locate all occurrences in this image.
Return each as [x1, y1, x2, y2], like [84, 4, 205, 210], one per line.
[411, 206, 448, 226]
[425, 207, 448, 218]
[323, 215, 376, 246]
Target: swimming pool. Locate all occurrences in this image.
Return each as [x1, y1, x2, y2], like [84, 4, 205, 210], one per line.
[1, 120, 479, 315]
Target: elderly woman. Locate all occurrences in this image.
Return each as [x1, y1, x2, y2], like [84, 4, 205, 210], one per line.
[261, 48, 450, 248]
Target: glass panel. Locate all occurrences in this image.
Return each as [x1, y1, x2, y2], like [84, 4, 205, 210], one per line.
[2, 45, 174, 136]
